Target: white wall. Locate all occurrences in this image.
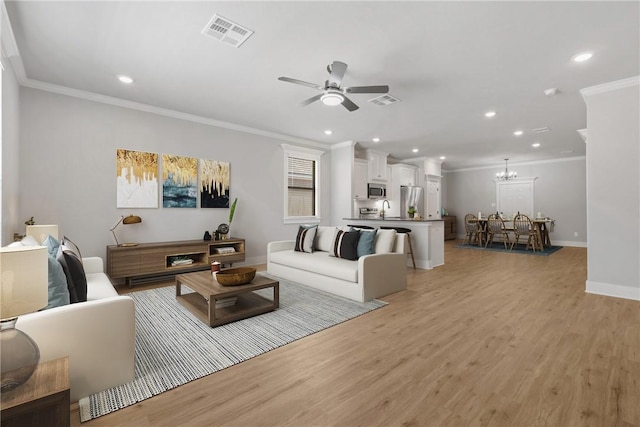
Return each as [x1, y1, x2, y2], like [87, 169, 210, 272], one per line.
[582, 77, 640, 301]
[1, 52, 21, 245]
[16, 88, 332, 263]
[443, 157, 587, 246]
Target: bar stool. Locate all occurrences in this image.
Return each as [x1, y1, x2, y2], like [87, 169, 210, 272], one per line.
[347, 225, 375, 230]
[380, 226, 415, 269]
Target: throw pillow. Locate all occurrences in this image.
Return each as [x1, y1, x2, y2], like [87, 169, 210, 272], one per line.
[19, 235, 40, 247]
[330, 229, 360, 261]
[61, 236, 82, 261]
[294, 225, 318, 253]
[45, 255, 71, 309]
[56, 245, 87, 303]
[374, 229, 397, 254]
[313, 226, 335, 252]
[356, 229, 377, 258]
[43, 235, 61, 258]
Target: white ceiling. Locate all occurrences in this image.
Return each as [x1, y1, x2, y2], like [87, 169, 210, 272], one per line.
[4, 1, 639, 170]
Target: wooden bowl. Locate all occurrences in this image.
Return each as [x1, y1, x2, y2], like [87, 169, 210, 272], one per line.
[215, 267, 256, 286]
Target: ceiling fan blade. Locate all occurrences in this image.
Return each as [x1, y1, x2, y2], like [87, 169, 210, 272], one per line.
[278, 77, 324, 91]
[327, 61, 348, 87]
[341, 95, 359, 112]
[344, 85, 390, 94]
[300, 94, 323, 106]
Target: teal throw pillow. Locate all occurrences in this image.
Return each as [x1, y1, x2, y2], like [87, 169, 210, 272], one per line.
[43, 235, 61, 258]
[45, 255, 71, 309]
[356, 229, 377, 258]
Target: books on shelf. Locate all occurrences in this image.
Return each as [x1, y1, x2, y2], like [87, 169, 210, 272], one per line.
[214, 297, 237, 309]
[213, 247, 236, 254]
[171, 258, 194, 266]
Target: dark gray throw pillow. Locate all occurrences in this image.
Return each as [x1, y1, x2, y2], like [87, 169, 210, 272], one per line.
[294, 225, 318, 253]
[330, 230, 360, 261]
[56, 245, 87, 303]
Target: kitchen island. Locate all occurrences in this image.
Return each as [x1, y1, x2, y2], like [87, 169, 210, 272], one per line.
[343, 218, 445, 269]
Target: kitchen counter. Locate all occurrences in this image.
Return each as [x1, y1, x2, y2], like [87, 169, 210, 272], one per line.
[342, 218, 445, 269]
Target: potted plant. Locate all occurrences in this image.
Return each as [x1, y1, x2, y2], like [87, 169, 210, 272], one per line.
[407, 206, 416, 218]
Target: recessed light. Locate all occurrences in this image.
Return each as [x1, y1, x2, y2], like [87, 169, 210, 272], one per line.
[412, 148, 419, 153]
[484, 111, 496, 118]
[324, 130, 333, 135]
[117, 75, 134, 84]
[439, 156, 446, 160]
[372, 137, 380, 143]
[513, 130, 523, 136]
[531, 143, 541, 148]
[573, 52, 593, 62]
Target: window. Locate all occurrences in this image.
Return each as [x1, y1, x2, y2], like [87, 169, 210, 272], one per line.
[282, 144, 324, 224]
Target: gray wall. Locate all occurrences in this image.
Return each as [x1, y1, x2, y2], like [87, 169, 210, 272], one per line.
[1, 54, 21, 245]
[15, 87, 332, 263]
[583, 78, 639, 300]
[443, 157, 587, 246]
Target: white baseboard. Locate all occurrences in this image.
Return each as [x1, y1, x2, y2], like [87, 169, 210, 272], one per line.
[586, 280, 640, 301]
[553, 240, 587, 248]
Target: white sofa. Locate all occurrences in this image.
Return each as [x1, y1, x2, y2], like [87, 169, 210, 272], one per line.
[267, 227, 407, 302]
[17, 257, 135, 402]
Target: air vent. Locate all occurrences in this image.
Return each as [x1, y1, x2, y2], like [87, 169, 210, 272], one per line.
[531, 126, 550, 133]
[202, 14, 254, 48]
[369, 94, 401, 107]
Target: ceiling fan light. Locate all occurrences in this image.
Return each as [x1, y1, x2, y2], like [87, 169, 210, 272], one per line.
[320, 92, 344, 106]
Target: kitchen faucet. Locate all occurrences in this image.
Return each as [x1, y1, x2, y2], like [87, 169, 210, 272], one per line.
[381, 199, 390, 219]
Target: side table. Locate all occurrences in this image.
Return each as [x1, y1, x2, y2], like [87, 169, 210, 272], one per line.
[1, 357, 70, 427]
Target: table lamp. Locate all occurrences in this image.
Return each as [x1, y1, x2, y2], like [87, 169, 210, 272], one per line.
[25, 224, 59, 244]
[110, 214, 142, 247]
[0, 246, 48, 391]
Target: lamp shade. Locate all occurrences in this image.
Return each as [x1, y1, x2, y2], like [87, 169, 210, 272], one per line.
[25, 225, 59, 244]
[0, 246, 48, 319]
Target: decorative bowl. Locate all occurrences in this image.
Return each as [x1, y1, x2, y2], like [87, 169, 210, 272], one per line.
[215, 267, 256, 286]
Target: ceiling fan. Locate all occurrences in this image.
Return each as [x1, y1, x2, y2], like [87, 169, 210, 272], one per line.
[278, 61, 389, 112]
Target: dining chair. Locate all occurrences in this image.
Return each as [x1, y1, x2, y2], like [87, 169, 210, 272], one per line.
[511, 214, 540, 252]
[462, 214, 483, 246]
[485, 214, 512, 249]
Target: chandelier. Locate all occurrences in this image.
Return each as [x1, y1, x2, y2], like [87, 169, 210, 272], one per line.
[496, 158, 517, 181]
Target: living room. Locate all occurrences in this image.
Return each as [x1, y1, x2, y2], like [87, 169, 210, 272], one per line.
[1, 1, 639, 426]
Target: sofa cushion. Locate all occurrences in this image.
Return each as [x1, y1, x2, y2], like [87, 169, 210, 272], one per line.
[294, 225, 317, 253]
[57, 246, 87, 303]
[45, 255, 71, 309]
[314, 226, 335, 252]
[86, 273, 119, 300]
[330, 230, 360, 260]
[269, 250, 358, 282]
[374, 229, 397, 254]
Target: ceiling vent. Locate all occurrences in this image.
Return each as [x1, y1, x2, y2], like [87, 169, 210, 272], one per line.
[369, 94, 400, 107]
[531, 126, 550, 133]
[202, 14, 254, 48]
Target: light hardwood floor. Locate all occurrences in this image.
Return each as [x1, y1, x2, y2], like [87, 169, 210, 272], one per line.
[72, 241, 639, 426]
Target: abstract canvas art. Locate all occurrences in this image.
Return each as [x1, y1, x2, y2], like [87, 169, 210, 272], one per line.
[200, 159, 230, 208]
[162, 154, 198, 208]
[116, 149, 158, 208]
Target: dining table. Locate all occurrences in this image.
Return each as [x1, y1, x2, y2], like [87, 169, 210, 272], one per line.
[472, 217, 554, 248]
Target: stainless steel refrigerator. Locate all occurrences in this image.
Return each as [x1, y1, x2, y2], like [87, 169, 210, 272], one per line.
[400, 186, 424, 219]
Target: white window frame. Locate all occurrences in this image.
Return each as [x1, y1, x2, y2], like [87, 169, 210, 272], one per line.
[282, 144, 324, 225]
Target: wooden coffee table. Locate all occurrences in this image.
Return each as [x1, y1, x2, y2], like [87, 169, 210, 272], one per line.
[175, 270, 279, 327]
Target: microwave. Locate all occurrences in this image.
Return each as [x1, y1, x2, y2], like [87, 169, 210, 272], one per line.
[367, 183, 386, 199]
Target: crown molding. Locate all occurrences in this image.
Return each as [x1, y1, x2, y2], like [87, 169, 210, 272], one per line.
[444, 156, 586, 173]
[580, 76, 639, 98]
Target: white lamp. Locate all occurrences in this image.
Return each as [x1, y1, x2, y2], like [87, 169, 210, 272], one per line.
[0, 246, 48, 391]
[25, 224, 59, 244]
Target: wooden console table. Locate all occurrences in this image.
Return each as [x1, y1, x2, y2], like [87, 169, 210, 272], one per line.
[443, 216, 457, 240]
[0, 357, 70, 427]
[107, 238, 245, 287]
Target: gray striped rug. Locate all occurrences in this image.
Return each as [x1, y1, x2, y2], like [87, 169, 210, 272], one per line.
[79, 273, 386, 422]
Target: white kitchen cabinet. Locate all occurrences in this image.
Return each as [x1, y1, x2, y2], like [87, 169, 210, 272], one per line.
[366, 150, 388, 182]
[424, 158, 442, 177]
[392, 164, 417, 186]
[353, 159, 369, 200]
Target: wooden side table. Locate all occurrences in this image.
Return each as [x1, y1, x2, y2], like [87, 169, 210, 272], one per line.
[1, 357, 70, 427]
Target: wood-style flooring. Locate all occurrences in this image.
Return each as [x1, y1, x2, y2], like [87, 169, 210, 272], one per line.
[71, 241, 639, 426]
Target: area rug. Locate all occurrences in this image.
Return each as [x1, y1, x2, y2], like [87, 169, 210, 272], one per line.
[78, 273, 386, 422]
[457, 242, 562, 256]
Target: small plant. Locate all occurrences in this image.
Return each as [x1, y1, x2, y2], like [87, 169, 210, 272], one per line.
[407, 206, 416, 215]
[228, 198, 238, 224]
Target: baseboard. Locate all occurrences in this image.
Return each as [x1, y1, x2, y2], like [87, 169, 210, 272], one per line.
[586, 280, 640, 301]
[553, 240, 587, 248]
